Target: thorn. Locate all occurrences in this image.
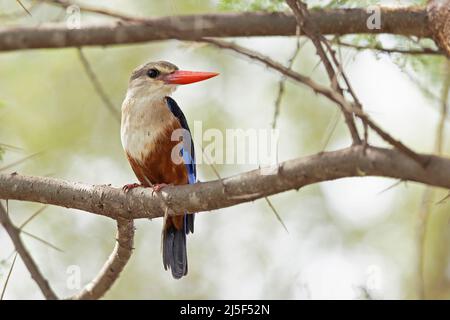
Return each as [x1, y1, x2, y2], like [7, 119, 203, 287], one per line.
[18, 205, 48, 230]
[0, 143, 23, 152]
[0, 252, 18, 300]
[436, 192, 450, 205]
[16, 0, 32, 17]
[264, 197, 289, 233]
[21, 231, 64, 253]
[200, 142, 288, 231]
[377, 180, 404, 195]
[0, 152, 43, 172]
[321, 109, 341, 151]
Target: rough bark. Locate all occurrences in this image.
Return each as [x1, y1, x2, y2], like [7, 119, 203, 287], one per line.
[0, 146, 449, 221]
[0, 8, 430, 52]
[427, 0, 450, 57]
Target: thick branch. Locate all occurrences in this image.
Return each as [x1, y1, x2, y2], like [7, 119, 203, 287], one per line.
[0, 203, 58, 300]
[69, 218, 134, 300]
[0, 8, 431, 52]
[0, 146, 449, 221]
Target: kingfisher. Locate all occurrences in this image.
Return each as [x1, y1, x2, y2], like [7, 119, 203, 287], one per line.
[120, 61, 218, 279]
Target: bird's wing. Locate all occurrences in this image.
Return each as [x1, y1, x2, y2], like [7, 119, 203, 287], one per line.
[165, 96, 196, 235]
[165, 96, 196, 184]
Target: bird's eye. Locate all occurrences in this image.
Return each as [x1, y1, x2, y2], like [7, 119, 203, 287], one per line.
[147, 68, 159, 78]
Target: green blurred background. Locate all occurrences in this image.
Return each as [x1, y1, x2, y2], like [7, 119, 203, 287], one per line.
[0, 0, 449, 299]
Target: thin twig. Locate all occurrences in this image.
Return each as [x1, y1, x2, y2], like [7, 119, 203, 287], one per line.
[336, 41, 441, 56]
[21, 230, 63, 252]
[40, 0, 144, 21]
[298, 11, 424, 162]
[0, 252, 18, 300]
[200, 146, 225, 188]
[436, 192, 450, 205]
[201, 146, 288, 232]
[18, 205, 48, 229]
[321, 109, 341, 151]
[286, 0, 362, 145]
[416, 187, 433, 299]
[435, 67, 449, 155]
[76, 48, 121, 121]
[199, 38, 340, 102]
[272, 29, 304, 129]
[0, 152, 43, 172]
[354, 110, 427, 166]
[16, 0, 32, 17]
[0, 202, 58, 299]
[201, 37, 426, 166]
[3, 229, 63, 262]
[404, 70, 442, 103]
[69, 217, 134, 300]
[3, 205, 61, 259]
[0, 2, 39, 20]
[0, 143, 23, 152]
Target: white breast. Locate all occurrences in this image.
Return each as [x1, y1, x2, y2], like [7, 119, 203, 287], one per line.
[121, 94, 175, 163]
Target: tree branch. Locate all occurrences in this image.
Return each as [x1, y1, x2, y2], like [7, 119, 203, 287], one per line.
[0, 8, 431, 52]
[335, 41, 442, 56]
[69, 217, 134, 300]
[201, 38, 426, 166]
[76, 48, 121, 121]
[0, 202, 58, 300]
[0, 146, 449, 221]
[286, 0, 362, 144]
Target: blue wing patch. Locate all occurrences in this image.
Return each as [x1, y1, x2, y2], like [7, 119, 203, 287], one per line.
[165, 96, 196, 234]
[165, 96, 196, 184]
[181, 147, 196, 185]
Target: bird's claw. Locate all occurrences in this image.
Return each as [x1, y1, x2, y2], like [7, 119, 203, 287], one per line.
[122, 183, 141, 193]
[151, 183, 171, 195]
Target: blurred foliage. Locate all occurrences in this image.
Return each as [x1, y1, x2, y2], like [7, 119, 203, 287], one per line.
[0, 0, 449, 300]
[336, 33, 446, 99]
[219, 0, 429, 11]
[322, 0, 428, 8]
[219, 0, 285, 11]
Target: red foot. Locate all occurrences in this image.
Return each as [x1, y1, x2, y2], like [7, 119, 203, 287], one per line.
[151, 183, 172, 195]
[122, 183, 141, 193]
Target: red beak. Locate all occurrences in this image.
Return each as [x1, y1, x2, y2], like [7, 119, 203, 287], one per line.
[164, 70, 219, 85]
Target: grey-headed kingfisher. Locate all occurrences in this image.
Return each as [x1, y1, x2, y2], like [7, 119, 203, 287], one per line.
[120, 61, 218, 279]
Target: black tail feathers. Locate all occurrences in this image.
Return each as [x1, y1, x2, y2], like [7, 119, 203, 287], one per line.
[163, 225, 188, 279]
